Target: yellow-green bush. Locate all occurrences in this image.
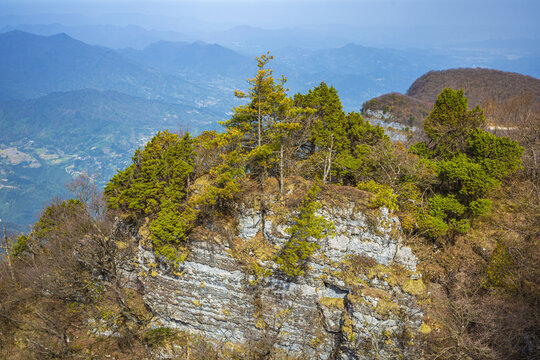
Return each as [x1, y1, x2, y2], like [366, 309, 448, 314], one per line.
[357, 180, 399, 212]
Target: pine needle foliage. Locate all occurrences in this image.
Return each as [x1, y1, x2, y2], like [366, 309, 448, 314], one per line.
[104, 131, 196, 263]
[411, 88, 524, 242]
[275, 182, 334, 277]
[105, 131, 194, 217]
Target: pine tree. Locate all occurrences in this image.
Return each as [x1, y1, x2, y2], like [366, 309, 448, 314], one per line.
[423, 88, 485, 159]
[224, 53, 301, 193]
[333, 111, 388, 185]
[224, 52, 282, 149]
[104, 131, 196, 263]
[411, 89, 524, 242]
[105, 131, 194, 218]
[295, 82, 347, 183]
[275, 182, 334, 277]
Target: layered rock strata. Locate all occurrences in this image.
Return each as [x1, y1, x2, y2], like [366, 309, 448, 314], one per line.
[136, 182, 425, 359]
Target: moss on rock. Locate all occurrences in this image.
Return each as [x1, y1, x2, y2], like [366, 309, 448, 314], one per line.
[319, 297, 346, 310]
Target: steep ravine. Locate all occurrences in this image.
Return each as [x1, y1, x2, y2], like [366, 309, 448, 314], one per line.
[134, 180, 426, 359]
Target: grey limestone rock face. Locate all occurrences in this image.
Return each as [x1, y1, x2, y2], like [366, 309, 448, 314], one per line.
[136, 194, 425, 359]
[363, 109, 418, 142]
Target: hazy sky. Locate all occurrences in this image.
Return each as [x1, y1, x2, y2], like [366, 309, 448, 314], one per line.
[1, 0, 539, 48]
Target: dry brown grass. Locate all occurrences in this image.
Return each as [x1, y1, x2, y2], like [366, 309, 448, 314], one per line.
[364, 68, 540, 132]
[407, 68, 540, 109]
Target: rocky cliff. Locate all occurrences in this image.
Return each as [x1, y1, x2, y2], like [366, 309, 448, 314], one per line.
[134, 179, 426, 359]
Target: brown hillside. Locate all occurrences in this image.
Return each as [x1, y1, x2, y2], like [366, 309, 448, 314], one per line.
[406, 68, 540, 108]
[362, 92, 431, 129]
[363, 68, 540, 136]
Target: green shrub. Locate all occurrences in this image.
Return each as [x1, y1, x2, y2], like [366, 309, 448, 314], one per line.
[34, 199, 84, 240]
[11, 235, 30, 258]
[150, 199, 197, 264]
[275, 182, 334, 277]
[198, 149, 246, 209]
[469, 198, 492, 217]
[436, 154, 499, 203]
[466, 128, 524, 179]
[418, 194, 470, 240]
[427, 194, 465, 220]
[357, 180, 399, 212]
[409, 141, 435, 159]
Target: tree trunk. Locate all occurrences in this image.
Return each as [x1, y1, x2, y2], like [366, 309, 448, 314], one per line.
[280, 134, 284, 198]
[323, 137, 334, 184]
[258, 81, 262, 147]
[186, 173, 191, 197]
[2, 223, 14, 281]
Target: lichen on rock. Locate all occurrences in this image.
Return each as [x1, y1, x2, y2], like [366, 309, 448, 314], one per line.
[135, 180, 425, 359]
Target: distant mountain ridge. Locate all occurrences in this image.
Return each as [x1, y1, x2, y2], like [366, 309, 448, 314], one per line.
[117, 40, 444, 111]
[120, 40, 252, 79]
[0, 30, 219, 106]
[270, 43, 450, 110]
[0, 23, 189, 49]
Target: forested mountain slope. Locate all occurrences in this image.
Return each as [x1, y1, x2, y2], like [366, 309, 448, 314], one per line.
[1, 56, 537, 359]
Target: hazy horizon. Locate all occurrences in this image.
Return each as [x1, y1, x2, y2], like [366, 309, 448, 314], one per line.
[1, 0, 539, 51]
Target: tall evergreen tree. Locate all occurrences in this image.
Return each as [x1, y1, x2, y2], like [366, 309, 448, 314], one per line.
[224, 52, 283, 149]
[295, 82, 347, 183]
[224, 53, 299, 191]
[423, 88, 485, 159]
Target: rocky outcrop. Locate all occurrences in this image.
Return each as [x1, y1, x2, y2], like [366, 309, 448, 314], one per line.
[363, 109, 418, 143]
[135, 181, 426, 359]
